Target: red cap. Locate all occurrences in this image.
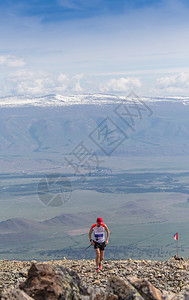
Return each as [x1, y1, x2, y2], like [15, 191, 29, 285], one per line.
[97, 217, 103, 224]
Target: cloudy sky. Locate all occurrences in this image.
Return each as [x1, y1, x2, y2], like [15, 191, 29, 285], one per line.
[0, 0, 189, 96]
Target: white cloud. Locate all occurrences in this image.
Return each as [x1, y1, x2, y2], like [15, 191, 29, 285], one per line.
[100, 77, 142, 93]
[5, 70, 83, 95]
[156, 72, 189, 94]
[0, 55, 25, 67]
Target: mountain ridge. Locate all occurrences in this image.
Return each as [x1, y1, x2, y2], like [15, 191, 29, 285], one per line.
[0, 213, 90, 232]
[0, 93, 189, 107]
[0, 96, 189, 157]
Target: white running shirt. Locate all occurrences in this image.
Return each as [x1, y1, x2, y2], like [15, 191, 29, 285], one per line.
[92, 223, 106, 243]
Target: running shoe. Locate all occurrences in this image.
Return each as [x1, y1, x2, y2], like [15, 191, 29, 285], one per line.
[99, 262, 102, 270]
[96, 267, 100, 272]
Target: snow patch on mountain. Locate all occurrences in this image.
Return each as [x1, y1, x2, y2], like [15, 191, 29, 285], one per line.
[0, 93, 189, 107]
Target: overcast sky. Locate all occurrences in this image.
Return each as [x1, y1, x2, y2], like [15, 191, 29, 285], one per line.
[0, 0, 189, 97]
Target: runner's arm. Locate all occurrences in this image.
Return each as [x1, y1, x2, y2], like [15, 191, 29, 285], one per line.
[105, 225, 110, 244]
[89, 226, 94, 244]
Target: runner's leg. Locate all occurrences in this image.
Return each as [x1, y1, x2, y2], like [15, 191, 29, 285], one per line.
[95, 248, 100, 268]
[100, 250, 104, 263]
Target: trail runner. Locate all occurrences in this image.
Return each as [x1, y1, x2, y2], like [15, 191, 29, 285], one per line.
[89, 217, 110, 272]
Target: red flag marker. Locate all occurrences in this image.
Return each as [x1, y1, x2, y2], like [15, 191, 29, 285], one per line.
[173, 232, 178, 256]
[174, 232, 178, 240]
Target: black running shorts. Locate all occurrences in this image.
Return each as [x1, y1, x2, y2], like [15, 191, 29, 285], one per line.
[94, 241, 106, 251]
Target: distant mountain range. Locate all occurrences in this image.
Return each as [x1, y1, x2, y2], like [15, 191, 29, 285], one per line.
[0, 213, 89, 246]
[0, 93, 189, 107]
[0, 213, 86, 232]
[0, 93, 189, 158]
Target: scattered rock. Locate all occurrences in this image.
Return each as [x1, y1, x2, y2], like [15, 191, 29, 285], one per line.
[1, 257, 189, 299]
[172, 256, 184, 261]
[171, 285, 189, 299]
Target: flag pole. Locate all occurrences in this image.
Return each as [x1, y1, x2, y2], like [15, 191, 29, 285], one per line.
[177, 238, 178, 257]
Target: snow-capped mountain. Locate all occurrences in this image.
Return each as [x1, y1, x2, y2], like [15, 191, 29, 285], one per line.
[0, 93, 189, 107]
[0, 92, 189, 162]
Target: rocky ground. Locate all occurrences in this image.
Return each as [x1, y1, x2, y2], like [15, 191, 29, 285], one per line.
[0, 256, 188, 295]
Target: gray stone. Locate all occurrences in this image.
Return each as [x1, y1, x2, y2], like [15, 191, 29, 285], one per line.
[0, 288, 34, 300]
[108, 276, 144, 299]
[128, 276, 164, 300]
[55, 265, 89, 299]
